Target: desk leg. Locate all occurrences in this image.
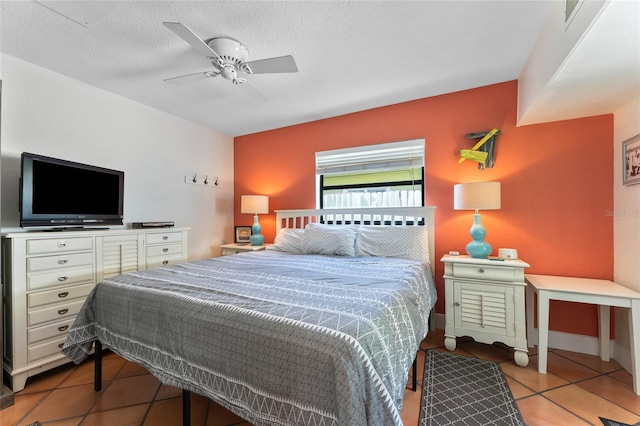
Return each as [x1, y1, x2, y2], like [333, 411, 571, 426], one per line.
[630, 300, 639, 395]
[598, 305, 610, 362]
[537, 291, 550, 374]
[526, 286, 535, 348]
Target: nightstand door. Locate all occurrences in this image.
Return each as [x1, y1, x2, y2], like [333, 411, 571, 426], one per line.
[453, 281, 515, 338]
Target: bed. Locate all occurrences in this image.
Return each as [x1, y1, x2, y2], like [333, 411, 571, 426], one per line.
[62, 206, 437, 426]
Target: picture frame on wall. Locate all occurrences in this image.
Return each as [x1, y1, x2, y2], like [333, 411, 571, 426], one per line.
[623, 134, 640, 186]
[235, 226, 252, 244]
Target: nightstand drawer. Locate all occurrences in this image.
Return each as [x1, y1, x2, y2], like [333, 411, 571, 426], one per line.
[146, 244, 182, 257]
[26, 237, 93, 255]
[28, 317, 76, 344]
[27, 252, 94, 273]
[28, 336, 67, 363]
[28, 299, 85, 327]
[146, 232, 183, 245]
[28, 283, 94, 308]
[452, 263, 516, 282]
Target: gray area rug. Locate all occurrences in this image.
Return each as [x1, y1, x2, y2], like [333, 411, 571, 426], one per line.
[420, 350, 525, 426]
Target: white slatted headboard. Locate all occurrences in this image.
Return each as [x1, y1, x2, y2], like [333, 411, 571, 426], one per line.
[275, 206, 436, 270]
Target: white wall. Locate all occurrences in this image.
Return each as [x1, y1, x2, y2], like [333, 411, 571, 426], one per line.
[0, 54, 235, 260]
[613, 96, 640, 374]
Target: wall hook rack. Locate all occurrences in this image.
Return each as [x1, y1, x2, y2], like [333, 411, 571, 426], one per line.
[459, 128, 501, 170]
[184, 173, 222, 188]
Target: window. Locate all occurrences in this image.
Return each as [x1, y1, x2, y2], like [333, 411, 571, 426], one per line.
[316, 139, 425, 210]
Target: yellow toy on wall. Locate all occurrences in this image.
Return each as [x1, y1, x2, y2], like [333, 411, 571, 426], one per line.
[459, 128, 501, 170]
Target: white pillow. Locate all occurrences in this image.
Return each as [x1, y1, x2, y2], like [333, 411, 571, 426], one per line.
[269, 228, 304, 254]
[355, 226, 430, 262]
[301, 224, 357, 256]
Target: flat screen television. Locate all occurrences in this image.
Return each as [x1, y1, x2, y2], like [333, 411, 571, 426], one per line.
[20, 152, 124, 228]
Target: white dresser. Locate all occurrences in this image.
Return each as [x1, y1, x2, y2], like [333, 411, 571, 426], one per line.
[441, 254, 530, 367]
[2, 227, 189, 391]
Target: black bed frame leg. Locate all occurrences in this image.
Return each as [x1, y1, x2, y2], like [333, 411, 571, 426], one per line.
[411, 357, 417, 392]
[183, 390, 191, 426]
[94, 340, 102, 392]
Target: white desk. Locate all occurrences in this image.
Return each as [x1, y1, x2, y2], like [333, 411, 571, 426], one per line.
[525, 274, 640, 395]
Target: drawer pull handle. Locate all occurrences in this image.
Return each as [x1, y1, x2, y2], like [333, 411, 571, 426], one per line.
[162, 236, 169, 240]
[163, 248, 169, 252]
[58, 325, 69, 332]
[57, 242, 67, 248]
[58, 343, 64, 349]
[478, 268, 485, 273]
[454, 302, 460, 307]
[57, 275, 68, 282]
[58, 292, 69, 298]
[162, 260, 169, 265]
[57, 258, 69, 265]
[58, 308, 69, 315]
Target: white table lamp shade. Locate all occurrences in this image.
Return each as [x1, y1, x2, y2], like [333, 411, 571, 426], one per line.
[241, 195, 269, 215]
[453, 182, 501, 259]
[454, 182, 501, 211]
[241, 195, 269, 246]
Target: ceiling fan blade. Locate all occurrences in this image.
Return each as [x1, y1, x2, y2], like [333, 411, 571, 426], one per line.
[163, 22, 220, 59]
[164, 71, 215, 85]
[239, 81, 268, 103]
[243, 55, 298, 74]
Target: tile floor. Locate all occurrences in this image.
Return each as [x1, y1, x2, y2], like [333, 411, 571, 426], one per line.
[2, 329, 639, 426]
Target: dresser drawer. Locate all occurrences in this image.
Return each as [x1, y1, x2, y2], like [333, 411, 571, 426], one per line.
[26, 237, 93, 255]
[146, 254, 184, 269]
[28, 283, 94, 308]
[27, 252, 94, 273]
[28, 299, 85, 327]
[146, 243, 183, 258]
[146, 232, 183, 245]
[28, 317, 76, 344]
[28, 336, 67, 363]
[27, 265, 94, 291]
[452, 263, 517, 282]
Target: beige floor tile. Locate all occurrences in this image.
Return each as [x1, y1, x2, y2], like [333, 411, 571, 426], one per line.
[82, 404, 149, 426]
[0, 391, 48, 425]
[505, 376, 536, 399]
[516, 395, 590, 426]
[59, 356, 126, 388]
[117, 361, 152, 378]
[156, 383, 184, 400]
[43, 418, 83, 425]
[544, 384, 640, 425]
[17, 384, 101, 425]
[500, 361, 569, 392]
[577, 375, 640, 416]
[608, 368, 635, 387]
[401, 387, 423, 426]
[554, 349, 622, 373]
[545, 352, 601, 382]
[91, 374, 160, 412]
[420, 329, 445, 349]
[17, 365, 75, 395]
[144, 394, 208, 426]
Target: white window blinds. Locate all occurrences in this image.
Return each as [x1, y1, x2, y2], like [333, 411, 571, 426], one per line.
[315, 139, 425, 176]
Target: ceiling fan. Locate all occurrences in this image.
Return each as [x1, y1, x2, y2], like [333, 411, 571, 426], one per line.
[163, 22, 298, 97]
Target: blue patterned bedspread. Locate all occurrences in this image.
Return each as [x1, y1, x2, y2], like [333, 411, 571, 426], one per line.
[62, 251, 436, 426]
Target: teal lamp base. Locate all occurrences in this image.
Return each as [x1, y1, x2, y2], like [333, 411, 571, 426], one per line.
[465, 213, 492, 258]
[250, 214, 264, 246]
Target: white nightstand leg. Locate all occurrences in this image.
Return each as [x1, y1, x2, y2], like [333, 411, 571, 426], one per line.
[526, 285, 535, 347]
[598, 304, 610, 362]
[630, 300, 640, 395]
[537, 291, 550, 374]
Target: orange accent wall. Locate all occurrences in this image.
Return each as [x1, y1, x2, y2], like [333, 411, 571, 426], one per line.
[234, 80, 614, 337]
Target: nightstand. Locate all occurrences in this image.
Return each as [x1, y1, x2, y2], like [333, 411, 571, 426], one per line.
[441, 254, 530, 367]
[221, 243, 270, 256]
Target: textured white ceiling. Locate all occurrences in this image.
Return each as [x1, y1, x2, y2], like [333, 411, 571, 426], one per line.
[1, 1, 557, 136]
